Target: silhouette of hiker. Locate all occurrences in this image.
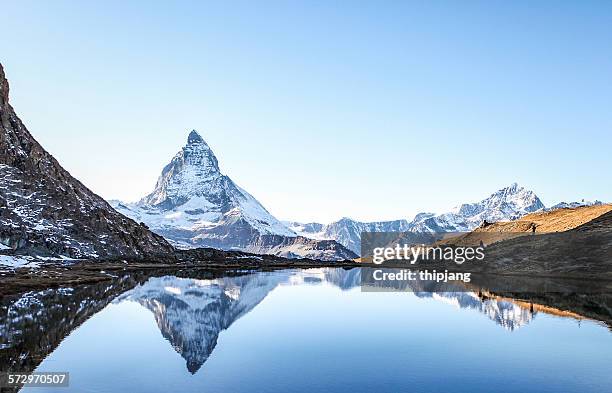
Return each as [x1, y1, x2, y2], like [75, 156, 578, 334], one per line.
[531, 223, 536, 235]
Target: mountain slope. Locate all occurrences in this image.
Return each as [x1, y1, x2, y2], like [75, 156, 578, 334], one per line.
[0, 63, 174, 259]
[112, 131, 356, 260]
[475, 209, 612, 279]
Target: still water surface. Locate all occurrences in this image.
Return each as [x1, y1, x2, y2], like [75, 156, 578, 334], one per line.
[2, 268, 611, 393]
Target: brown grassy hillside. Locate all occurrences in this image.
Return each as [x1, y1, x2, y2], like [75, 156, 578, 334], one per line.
[444, 204, 612, 246]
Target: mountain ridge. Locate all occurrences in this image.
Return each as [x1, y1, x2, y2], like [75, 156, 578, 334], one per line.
[289, 183, 548, 254]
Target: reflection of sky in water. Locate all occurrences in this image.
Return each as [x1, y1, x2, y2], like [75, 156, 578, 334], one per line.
[19, 269, 612, 393]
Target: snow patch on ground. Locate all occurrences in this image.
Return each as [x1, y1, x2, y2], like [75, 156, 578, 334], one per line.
[0, 255, 40, 268]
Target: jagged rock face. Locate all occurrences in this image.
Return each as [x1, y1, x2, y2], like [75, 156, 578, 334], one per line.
[140, 131, 223, 209]
[0, 64, 174, 258]
[282, 221, 324, 235]
[112, 131, 357, 261]
[289, 183, 545, 255]
[409, 183, 545, 233]
[134, 130, 292, 237]
[323, 219, 410, 254]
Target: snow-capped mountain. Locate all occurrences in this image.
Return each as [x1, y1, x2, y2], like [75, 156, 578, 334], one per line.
[286, 218, 411, 254]
[409, 182, 545, 232]
[0, 63, 173, 259]
[139, 130, 293, 238]
[289, 183, 545, 254]
[111, 131, 356, 261]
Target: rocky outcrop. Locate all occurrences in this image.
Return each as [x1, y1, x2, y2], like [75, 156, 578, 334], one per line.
[0, 63, 174, 258]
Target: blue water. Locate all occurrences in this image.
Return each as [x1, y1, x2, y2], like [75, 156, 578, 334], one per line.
[17, 268, 612, 393]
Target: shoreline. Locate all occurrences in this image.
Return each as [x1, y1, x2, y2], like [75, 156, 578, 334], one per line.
[0, 257, 361, 296]
[2, 258, 611, 331]
[2, 256, 612, 296]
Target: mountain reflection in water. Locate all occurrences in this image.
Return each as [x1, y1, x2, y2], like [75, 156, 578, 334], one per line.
[1, 267, 611, 392]
[114, 269, 540, 373]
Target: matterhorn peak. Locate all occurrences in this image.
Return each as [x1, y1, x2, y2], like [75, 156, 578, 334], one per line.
[187, 129, 206, 145]
[181, 129, 219, 171]
[137, 129, 222, 207]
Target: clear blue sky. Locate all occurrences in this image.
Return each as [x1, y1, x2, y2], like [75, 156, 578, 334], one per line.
[2, 1, 611, 223]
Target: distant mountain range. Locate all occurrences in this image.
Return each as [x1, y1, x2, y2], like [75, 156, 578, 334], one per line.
[286, 183, 547, 254]
[286, 187, 606, 255]
[111, 131, 356, 261]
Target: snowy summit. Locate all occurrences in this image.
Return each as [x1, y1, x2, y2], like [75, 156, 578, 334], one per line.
[112, 130, 356, 260]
